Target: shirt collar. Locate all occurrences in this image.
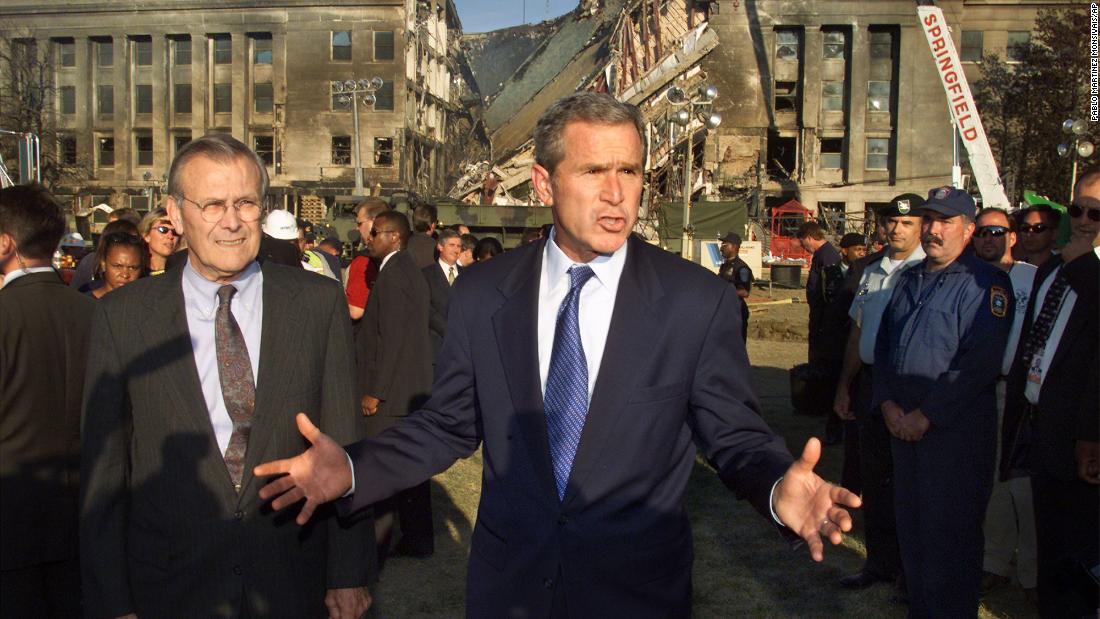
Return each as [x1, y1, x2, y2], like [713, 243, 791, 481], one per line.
[438, 258, 457, 273]
[379, 250, 399, 271]
[879, 244, 925, 274]
[544, 227, 628, 295]
[182, 257, 262, 318]
[1, 265, 55, 288]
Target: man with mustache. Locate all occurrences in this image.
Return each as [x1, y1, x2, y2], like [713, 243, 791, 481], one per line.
[872, 187, 1013, 616]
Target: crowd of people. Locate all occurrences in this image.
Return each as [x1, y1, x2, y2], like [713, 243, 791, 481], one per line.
[720, 182, 1096, 618]
[0, 88, 1095, 619]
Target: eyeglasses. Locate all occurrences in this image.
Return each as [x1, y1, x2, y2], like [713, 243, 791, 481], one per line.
[974, 225, 1008, 238]
[177, 195, 263, 223]
[1068, 202, 1100, 222]
[154, 225, 179, 237]
[1018, 223, 1052, 234]
[369, 228, 397, 237]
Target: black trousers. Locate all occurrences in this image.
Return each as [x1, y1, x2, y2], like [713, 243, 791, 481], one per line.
[0, 557, 80, 618]
[855, 366, 902, 579]
[1032, 472, 1099, 618]
[372, 480, 434, 569]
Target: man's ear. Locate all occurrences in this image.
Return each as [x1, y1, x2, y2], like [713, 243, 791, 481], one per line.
[165, 196, 184, 235]
[531, 164, 554, 206]
[0, 232, 14, 262]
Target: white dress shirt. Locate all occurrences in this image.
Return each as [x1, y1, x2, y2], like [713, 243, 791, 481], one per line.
[1025, 246, 1100, 404]
[379, 250, 399, 271]
[537, 228, 627, 399]
[438, 258, 458, 283]
[182, 259, 263, 454]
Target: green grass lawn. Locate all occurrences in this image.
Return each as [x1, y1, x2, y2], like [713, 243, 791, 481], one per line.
[366, 340, 1038, 618]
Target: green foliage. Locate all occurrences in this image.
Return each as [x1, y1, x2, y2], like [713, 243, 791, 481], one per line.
[973, 3, 1097, 204]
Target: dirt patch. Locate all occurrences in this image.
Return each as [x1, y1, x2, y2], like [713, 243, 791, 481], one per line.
[746, 285, 809, 342]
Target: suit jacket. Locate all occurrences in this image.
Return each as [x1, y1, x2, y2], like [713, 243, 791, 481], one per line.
[356, 250, 433, 437]
[406, 233, 437, 270]
[422, 262, 461, 361]
[80, 262, 369, 619]
[342, 236, 794, 617]
[1002, 251, 1099, 481]
[1, 271, 94, 571]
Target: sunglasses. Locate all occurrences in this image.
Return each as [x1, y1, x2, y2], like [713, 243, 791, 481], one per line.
[369, 228, 397, 237]
[1018, 223, 1052, 234]
[974, 225, 1008, 238]
[1068, 202, 1100, 222]
[154, 225, 179, 236]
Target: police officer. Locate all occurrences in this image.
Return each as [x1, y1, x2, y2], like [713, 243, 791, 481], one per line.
[873, 187, 1013, 617]
[820, 233, 868, 445]
[833, 195, 925, 591]
[717, 232, 753, 342]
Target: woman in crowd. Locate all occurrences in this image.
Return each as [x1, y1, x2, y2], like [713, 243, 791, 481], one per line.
[139, 207, 179, 275]
[88, 231, 146, 299]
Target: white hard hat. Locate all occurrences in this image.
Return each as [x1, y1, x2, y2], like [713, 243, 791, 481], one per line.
[262, 209, 298, 240]
[60, 232, 86, 247]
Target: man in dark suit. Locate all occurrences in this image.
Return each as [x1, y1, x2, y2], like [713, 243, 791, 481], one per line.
[0, 184, 93, 617]
[80, 135, 372, 618]
[257, 93, 860, 617]
[423, 228, 464, 360]
[405, 203, 438, 269]
[357, 210, 435, 564]
[1002, 171, 1099, 618]
[798, 221, 841, 365]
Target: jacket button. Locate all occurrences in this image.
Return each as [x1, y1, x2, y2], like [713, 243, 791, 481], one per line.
[233, 565, 243, 576]
[543, 577, 554, 589]
[234, 510, 244, 520]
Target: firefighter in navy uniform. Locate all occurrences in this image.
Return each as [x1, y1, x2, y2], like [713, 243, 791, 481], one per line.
[872, 187, 1013, 617]
[717, 232, 753, 342]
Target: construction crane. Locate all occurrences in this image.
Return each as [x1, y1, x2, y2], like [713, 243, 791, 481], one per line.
[915, 1, 1011, 208]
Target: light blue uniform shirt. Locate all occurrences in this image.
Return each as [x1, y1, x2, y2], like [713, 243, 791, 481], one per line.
[848, 246, 925, 364]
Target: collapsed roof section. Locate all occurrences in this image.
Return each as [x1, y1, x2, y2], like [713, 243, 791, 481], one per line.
[451, 0, 718, 204]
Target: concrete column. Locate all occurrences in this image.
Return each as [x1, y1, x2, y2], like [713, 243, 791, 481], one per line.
[847, 24, 869, 185]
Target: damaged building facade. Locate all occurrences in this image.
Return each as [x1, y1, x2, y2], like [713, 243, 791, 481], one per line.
[454, 0, 1072, 247]
[0, 0, 468, 207]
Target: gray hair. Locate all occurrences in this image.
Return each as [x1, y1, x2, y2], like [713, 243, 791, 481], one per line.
[166, 133, 269, 201]
[533, 91, 646, 173]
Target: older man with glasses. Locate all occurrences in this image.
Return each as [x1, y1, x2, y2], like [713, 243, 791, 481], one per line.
[80, 134, 373, 619]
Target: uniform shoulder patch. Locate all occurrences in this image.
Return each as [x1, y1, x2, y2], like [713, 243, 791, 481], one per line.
[990, 286, 1008, 318]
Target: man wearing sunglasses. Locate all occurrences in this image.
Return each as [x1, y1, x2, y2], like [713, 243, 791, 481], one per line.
[970, 207, 1039, 600]
[80, 134, 373, 619]
[1013, 205, 1061, 268]
[1002, 171, 1099, 618]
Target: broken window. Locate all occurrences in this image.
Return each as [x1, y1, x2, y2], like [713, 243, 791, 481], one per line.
[774, 81, 799, 113]
[331, 136, 352, 165]
[374, 137, 393, 166]
[776, 29, 800, 60]
[870, 30, 893, 60]
[821, 81, 844, 112]
[867, 81, 890, 113]
[818, 202, 846, 233]
[820, 138, 843, 169]
[332, 31, 352, 61]
[135, 134, 153, 167]
[254, 135, 274, 166]
[866, 138, 890, 170]
[767, 131, 797, 180]
[823, 31, 845, 60]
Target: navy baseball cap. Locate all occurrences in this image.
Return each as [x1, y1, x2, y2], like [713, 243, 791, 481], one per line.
[921, 186, 977, 219]
[719, 232, 742, 245]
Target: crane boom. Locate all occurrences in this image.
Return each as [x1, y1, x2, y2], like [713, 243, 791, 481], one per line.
[917, 5, 1010, 209]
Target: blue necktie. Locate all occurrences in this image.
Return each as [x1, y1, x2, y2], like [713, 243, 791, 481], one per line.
[545, 265, 595, 500]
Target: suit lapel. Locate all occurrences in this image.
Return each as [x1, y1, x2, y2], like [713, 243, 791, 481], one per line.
[240, 263, 307, 495]
[563, 237, 665, 507]
[491, 241, 560, 505]
[1047, 253, 1098, 375]
[137, 269, 230, 489]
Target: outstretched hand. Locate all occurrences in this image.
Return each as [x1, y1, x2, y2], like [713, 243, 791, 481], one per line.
[254, 413, 352, 525]
[774, 438, 861, 562]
